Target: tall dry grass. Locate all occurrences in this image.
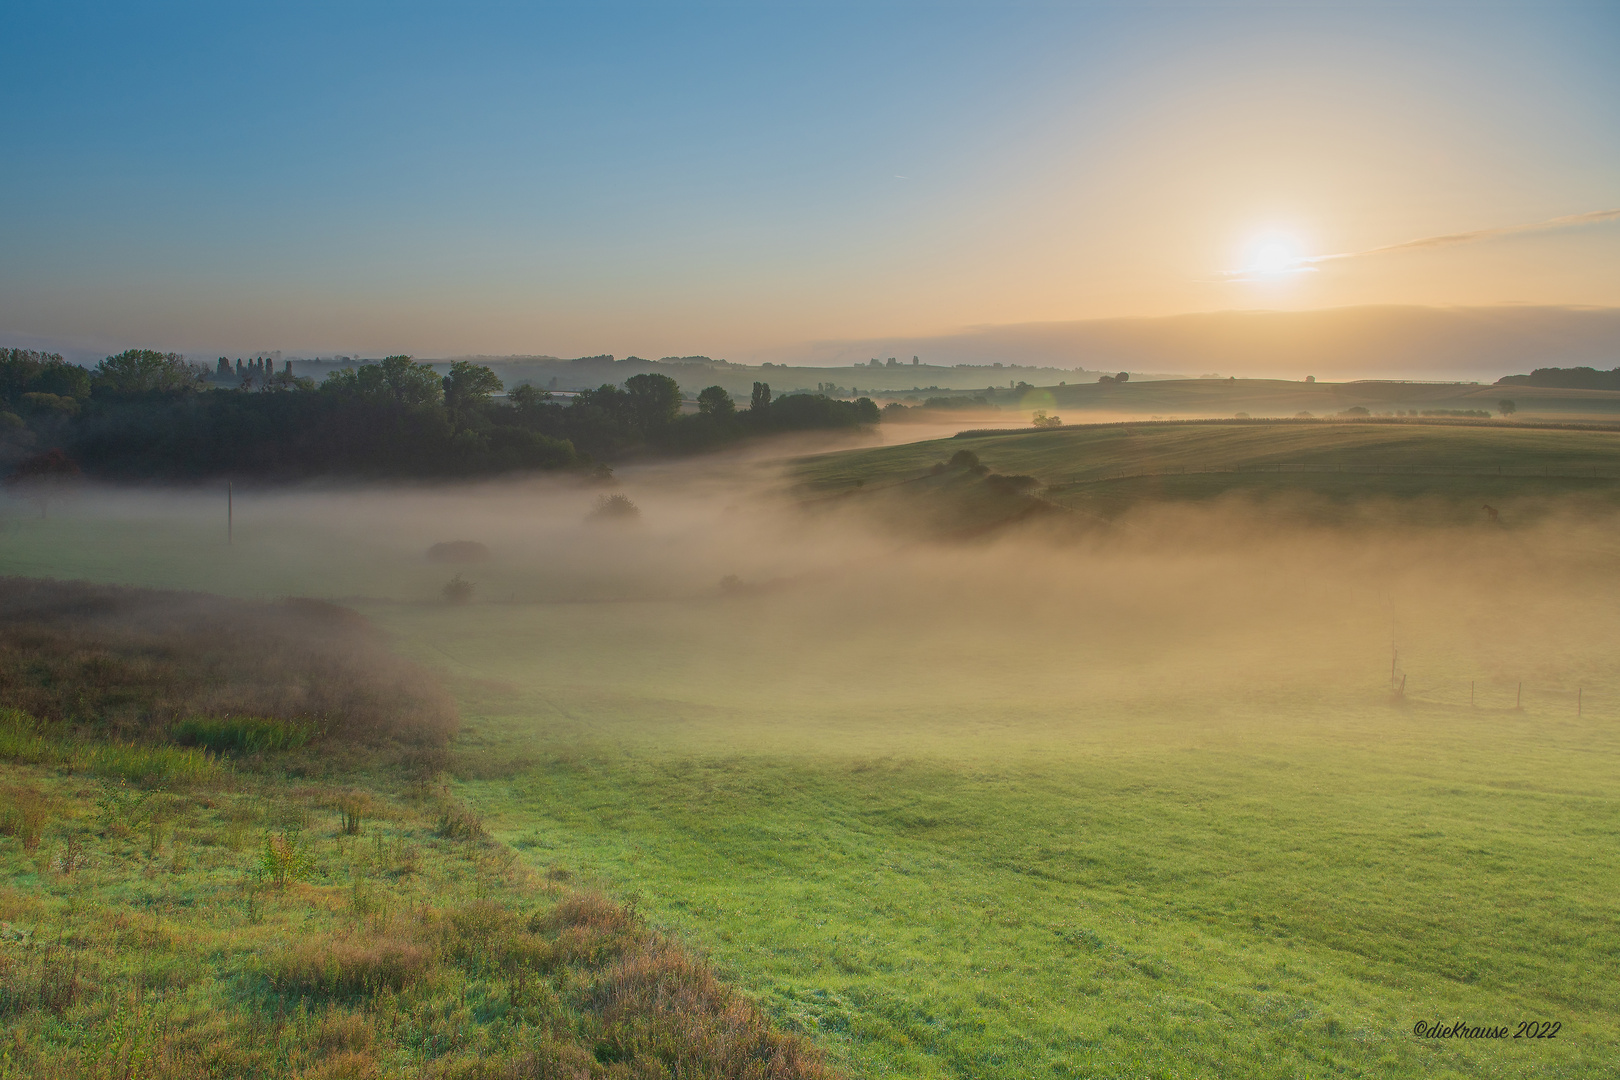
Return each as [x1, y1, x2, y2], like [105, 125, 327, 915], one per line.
[0, 577, 456, 747]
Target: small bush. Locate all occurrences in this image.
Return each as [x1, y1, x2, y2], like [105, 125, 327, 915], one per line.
[335, 790, 375, 835]
[435, 801, 486, 842]
[0, 785, 51, 851]
[946, 449, 980, 470]
[171, 715, 315, 755]
[442, 575, 475, 605]
[260, 830, 315, 888]
[589, 493, 640, 523]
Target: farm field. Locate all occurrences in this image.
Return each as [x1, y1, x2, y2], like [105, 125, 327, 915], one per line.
[1015, 378, 1620, 422]
[4, 420, 1620, 1078]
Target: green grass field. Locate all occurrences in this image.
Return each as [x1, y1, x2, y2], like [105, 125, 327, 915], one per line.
[5, 421, 1620, 1078]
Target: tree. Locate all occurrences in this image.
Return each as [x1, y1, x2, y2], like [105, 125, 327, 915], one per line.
[623, 373, 682, 432]
[6, 448, 81, 518]
[321, 355, 442, 406]
[1498, 399, 1517, 416]
[750, 382, 772, 411]
[697, 385, 735, 417]
[91, 350, 207, 397]
[443, 360, 504, 422]
[1115, 371, 1130, 383]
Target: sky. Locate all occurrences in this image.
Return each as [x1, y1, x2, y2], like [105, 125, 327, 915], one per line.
[2, 1, 1618, 363]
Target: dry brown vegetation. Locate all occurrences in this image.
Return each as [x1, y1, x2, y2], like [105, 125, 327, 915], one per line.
[0, 577, 457, 747]
[0, 764, 838, 1080]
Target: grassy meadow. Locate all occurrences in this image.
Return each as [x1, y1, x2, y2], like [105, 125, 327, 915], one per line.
[4, 419, 1620, 1078]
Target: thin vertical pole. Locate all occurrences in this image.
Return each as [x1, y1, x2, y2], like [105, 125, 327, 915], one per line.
[228, 481, 233, 546]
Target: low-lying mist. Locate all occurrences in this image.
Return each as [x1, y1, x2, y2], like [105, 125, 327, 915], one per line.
[4, 453, 1617, 760]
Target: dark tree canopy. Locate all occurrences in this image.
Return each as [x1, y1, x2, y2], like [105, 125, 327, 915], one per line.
[3, 346, 887, 483]
[92, 350, 208, 398]
[697, 385, 735, 416]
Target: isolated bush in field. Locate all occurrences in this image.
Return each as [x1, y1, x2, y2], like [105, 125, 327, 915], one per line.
[426, 540, 491, 563]
[947, 449, 981, 470]
[1030, 410, 1062, 428]
[589, 492, 641, 523]
[442, 574, 475, 605]
[171, 715, 314, 755]
[435, 800, 486, 841]
[260, 830, 314, 888]
[0, 785, 51, 851]
[334, 790, 375, 835]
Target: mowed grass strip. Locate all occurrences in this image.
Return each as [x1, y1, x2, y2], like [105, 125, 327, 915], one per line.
[457, 701, 1620, 1080]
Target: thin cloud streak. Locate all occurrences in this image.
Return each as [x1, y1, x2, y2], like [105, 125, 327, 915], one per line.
[1307, 207, 1620, 264]
[1219, 208, 1620, 282]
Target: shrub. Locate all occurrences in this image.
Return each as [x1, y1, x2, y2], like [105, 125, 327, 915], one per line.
[171, 715, 315, 755]
[589, 493, 640, 522]
[335, 790, 375, 835]
[435, 800, 487, 842]
[442, 575, 475, 605]
[946, 449, 981, 470]
[260, 830, 315, 888]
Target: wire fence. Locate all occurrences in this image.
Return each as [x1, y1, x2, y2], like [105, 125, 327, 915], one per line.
[1389, 671, 1600, 717]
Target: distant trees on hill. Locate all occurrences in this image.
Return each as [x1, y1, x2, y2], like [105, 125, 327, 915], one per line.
[0, 349, 883, 483]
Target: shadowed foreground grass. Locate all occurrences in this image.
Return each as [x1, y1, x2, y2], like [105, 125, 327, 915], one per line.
[0, 580, 836, 1080]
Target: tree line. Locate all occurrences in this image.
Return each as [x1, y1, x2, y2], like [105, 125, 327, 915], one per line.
[0, 348, 880, 483]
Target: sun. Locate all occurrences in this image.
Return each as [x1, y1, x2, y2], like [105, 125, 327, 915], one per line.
[1237, 229, 1311, 275]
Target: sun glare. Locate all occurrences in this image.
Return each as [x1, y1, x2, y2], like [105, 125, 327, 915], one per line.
[1233, 232, 1311, 280]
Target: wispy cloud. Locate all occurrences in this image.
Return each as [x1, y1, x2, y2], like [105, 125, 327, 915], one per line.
[1309, 207, 1620, 264]
[1221, 208, 1620, 282]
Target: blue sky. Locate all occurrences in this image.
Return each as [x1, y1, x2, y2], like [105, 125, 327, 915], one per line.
[3, 1, 1618, 360]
